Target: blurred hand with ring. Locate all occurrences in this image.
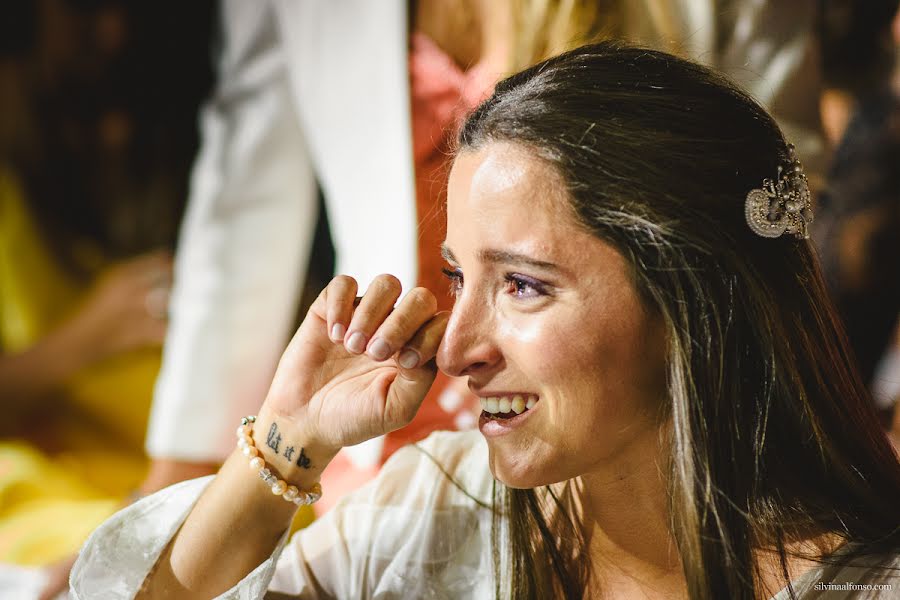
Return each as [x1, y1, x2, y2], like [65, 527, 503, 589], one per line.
[68, 250, 172, 363]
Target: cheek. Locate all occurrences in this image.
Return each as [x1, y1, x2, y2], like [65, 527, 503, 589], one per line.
[504, 302, 664, 416]
[496, 306, 596, 383]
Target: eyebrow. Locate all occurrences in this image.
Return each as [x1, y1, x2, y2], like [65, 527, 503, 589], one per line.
[440, 243, 564, 274]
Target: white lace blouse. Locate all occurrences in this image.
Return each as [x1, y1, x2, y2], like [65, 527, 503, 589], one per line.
[70, 430, 900, 599]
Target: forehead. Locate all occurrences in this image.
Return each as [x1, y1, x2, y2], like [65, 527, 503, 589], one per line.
[448, 142, 567, 218]
[446, 142, 585, 253]
[445, 141, 648, 315]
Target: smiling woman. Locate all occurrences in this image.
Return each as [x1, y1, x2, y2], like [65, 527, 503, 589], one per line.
[71, 42, 900, 600]
[439, 143, 667, 497]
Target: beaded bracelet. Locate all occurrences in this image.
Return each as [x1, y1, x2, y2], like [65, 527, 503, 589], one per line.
[236, 416, 322, 506]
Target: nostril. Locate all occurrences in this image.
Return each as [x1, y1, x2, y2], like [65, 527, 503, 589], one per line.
[436, 314, 502, 377]
[437, 349, 490, 378]
[461, 361, 492, 377]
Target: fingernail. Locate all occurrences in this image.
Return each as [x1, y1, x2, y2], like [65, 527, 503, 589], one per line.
[399, 349, 420, 369]
[368, 338, 392, 361]
[346, 331, 367, 354]
[330, 323, 346, 342]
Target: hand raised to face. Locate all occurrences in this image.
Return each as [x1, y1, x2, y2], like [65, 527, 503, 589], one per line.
[261, 274, 449, 453]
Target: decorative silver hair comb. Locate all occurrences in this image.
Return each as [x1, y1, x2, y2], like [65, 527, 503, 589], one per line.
[744, 144, 813, 239]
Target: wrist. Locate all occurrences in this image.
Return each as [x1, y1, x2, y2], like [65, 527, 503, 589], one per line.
[223, 448, 301, 524]
[250, 412, 337, 484]
[236, 414, 337, 512]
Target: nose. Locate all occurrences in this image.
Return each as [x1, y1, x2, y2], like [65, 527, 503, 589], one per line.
[436, 294, 503, 378]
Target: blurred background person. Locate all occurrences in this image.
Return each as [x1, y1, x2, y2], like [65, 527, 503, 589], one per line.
[813, 0, 900, 449]
[0, 0, 213, 596]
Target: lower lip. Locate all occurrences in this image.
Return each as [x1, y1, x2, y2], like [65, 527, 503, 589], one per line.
[478, 402, 539, 438]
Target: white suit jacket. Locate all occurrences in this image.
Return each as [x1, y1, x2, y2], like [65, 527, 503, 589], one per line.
[147, 0, 416, 465]
[147, 0, 824, 465]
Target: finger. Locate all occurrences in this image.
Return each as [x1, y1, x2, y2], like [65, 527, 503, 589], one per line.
[381, 366, 436, 432]
[395, 311, 450, 371]
[365, 287, 437, 362]
[324, 275, 358, 342]
[381, 315, 448, 430]
[344, 275, 403, 354]
[124, 249, 173, 275]
[143, 285, 170, 320]
[145, 314, 168, 344]
[117, 251, 173, 289]
[131, 314, 167, 349]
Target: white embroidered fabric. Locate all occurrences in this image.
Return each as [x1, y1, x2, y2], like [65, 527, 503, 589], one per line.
[70, 429, 900, 599]
[70, 431, 498, 599]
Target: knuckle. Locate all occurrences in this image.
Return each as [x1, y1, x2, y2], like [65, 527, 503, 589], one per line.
[331, 274, 357, 290]
[405, 287, 437, 312]
[325, 276, 357, 311]
[372, 274, 402, 295]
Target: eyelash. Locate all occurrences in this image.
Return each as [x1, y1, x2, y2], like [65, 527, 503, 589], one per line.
[440, 268, 548, 299]
[441, 268, 463, 296]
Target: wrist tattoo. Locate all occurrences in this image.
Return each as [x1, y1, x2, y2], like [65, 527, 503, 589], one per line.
[263, 422, 314, 469]
[296, 448, 312, 469]
[266, 423, 282, 453]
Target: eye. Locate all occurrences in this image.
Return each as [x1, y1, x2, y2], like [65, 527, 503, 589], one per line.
[441, 267, 463, 296]
[504, 274, 548, 299]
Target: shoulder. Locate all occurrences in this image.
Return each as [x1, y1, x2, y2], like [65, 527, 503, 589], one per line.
[834, 548, 900, 588]
[788, 546, 900, 599]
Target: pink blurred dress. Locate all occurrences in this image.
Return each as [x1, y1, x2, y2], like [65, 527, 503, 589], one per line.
[316, 33, 497, 513]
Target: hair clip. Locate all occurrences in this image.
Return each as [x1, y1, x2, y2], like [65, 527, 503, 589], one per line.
[744, 144, 813, 239]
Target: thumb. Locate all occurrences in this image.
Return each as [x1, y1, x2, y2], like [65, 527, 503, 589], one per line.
[381, 361, 438, 432]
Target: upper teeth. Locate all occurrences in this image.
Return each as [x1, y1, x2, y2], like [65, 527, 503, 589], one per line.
[480, 395, 538, 414]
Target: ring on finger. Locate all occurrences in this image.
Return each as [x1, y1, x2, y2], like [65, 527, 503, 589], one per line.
[144, 286, 170, 320]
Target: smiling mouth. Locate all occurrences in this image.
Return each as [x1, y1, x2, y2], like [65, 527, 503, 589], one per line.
[479, 394, 539, 419]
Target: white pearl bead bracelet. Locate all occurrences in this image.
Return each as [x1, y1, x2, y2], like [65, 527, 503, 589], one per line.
[237, 416, 322, 506]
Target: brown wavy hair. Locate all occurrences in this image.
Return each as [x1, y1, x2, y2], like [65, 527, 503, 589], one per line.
[457, 41, 900, 599]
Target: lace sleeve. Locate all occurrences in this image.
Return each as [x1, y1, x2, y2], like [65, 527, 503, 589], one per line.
[71, 431, 494, 599]
[69, 476, 291, 599]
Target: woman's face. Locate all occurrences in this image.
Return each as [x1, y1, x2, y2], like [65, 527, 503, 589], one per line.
[437, 142, 668, 488]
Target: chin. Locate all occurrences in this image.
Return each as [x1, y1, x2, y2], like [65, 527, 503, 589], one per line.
[487, 446, 558, 490]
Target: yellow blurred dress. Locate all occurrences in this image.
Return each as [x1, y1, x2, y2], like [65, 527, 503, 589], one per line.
[0, 168, 158, 565]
